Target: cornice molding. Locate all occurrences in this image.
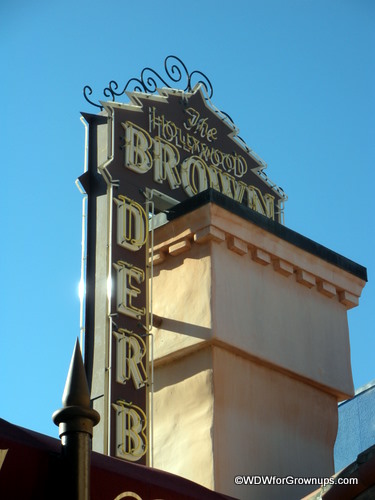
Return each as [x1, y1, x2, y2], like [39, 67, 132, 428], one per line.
[151, 199, 366, 310]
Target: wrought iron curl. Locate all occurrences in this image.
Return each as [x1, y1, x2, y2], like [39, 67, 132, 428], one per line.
[189, 70, 213, 99]
[83, 55, 214, 109]
[140, 67, 166, 93]
[164, 55, 189, 88]
[83, 85, 103, 110]
[112, 78, 147, 97]
[103, 81, 117, 101]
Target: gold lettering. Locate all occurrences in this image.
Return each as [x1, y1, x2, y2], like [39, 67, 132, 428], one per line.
[207, 166, 247, 203]
[183, 107, 217, 142]
[114, 261, 145, 319]
[116, 196, 147, 251]
[114, 329, 148, 389]
[113, 493, 143, 500]
[263, 193, 275, 220]
[148, 109, 248, 178]
[246, 187, 275, 220]
[206, 164, 221, 192]
[149, 107, 162, 135]
[234, 153, 248, 177]
[176, 127, 189, 151]
[206, 126, 217, 142]
[217, 170, 234, 198]
[153, 137, 181, 189]
[181, 156, 209, 197]
[127, 115, 276, 221]
[122, 122, 152, 174]
[183, 107, 200, 131]
[113, 401, 147, 462]
[232, 180, 248, 203]
[162, 119, 177, 142]
[211, 149, 223, 167]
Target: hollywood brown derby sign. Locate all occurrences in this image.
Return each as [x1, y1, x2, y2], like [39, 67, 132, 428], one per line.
[79, 56, 287, 464]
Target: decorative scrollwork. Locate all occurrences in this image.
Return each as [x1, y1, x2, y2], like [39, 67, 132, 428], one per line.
[83, 56, 213, 110]
[83, 85, 102, 110]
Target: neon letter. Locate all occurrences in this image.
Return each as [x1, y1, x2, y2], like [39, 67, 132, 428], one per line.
[181, 156, 209, 197]
[246, 186, 275, 220]
[114, 261, 145, 319]
[113, 401, 147, 462]
[114, 329, 148, 389]
[122, 122, 153, 174]
[116, 195, 147, 251]
[153, 137, 181, 189]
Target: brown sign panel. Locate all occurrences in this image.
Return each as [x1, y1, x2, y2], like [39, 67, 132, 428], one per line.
[82, 84, 286, 465]
[103, 85, 285, 222]
[109, 193, 149, 463]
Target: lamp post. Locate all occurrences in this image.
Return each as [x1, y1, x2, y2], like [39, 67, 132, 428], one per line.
[53, 339, 100, 500]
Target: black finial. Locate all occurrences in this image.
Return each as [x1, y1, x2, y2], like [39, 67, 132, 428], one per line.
[62, 339, 91, 409]
[52, 339, 100, 500]
[53, 339, 100, 436]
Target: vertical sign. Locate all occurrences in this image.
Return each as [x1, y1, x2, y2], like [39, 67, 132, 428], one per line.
[79, 112, 151, 465]
[110, 193, 149, 462]
[80, 83, 287, 464]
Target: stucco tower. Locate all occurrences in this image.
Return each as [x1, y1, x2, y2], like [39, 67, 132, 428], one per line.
[150, 190, 367, 500]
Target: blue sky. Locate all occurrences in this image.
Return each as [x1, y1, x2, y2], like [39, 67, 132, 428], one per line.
[1, 0, 374, 439]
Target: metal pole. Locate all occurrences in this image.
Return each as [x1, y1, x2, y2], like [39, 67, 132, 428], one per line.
[53, 339, 100, 500]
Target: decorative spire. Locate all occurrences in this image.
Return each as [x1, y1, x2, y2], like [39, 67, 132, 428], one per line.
[52, 339, 100, 500]
[62, 339, 91, 409]
[53, 339, 100, 436]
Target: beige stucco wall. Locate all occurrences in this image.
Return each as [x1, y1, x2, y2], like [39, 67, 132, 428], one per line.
[153, 348, 214, 489]
[150, 202, 366, 499]
[213, 347, 338, 499]
[152, 243, 213, 360]
[211, 234, 353, 398]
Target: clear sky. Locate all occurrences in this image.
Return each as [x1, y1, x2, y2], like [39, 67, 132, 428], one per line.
[1, 0, 374, 439]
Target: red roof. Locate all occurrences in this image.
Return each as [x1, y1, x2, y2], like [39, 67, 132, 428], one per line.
[0, 418, 236, 499]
